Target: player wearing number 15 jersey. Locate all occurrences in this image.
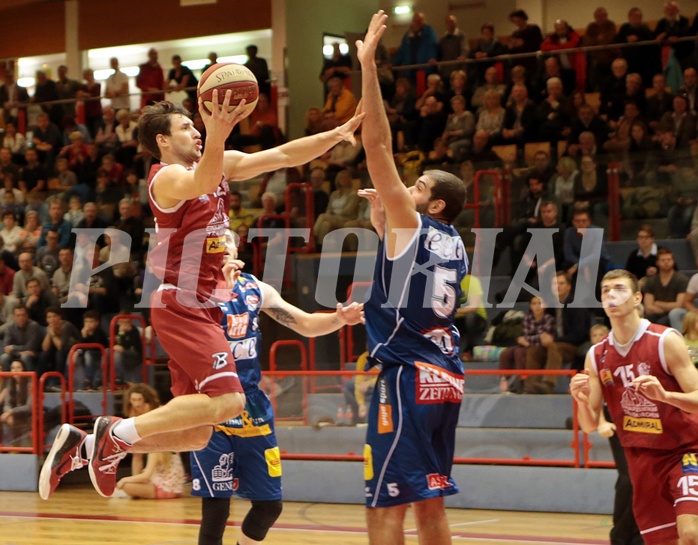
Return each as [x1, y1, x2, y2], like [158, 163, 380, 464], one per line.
[571, 269, 698, 545]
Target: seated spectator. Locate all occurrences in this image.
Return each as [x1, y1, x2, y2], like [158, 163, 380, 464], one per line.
[1, 305, 42, 372]
[423, 137, 454, 170]
[17, 212, 41, 255]
[313, 170, 359, 250]
[521, 199, 567, 291]
[115, 109, 138, 167]
[64, 194, 84, 228]
[643, 247, 688, 329]
[573, 156, 608, 219]
[617, 7, 661, 88]
[683, 310, 698, 361]
[12, 252, 49, 302]
[646, 74, 674, 131]
[318, 134, 363, 190]
[498, 295, 555, 393]
[1, 211, 22, 256]
[252, 166, 303, 209]
[229, 93, 281, 150]
[600, 58, 628, 116]
[524, 270, 591, 393]
[415, 73, 447, 113]
[607, 73, 647, 122]
[501, 83, 537, 146]
[73, 310, 108, 391]
[533, 56, 574, 102]
[506, 9, 543, 82]
[0, 359, 32, 447]
[442, 95, 475, 158]
[342, 189, 376, 252]
[36, 229, 60, 277]
[30, 113, 62, 168]
[37, 307, 80, 391]
[2, 123, 26, 164]
[94, 168, 125, 221]
[25, 277, 59, 326]
[624, 225, 658, 285]
[471, 66, 505, 112]
[455, 273, 488, 360]
[113, 316, 144, 385]
[94, 105, 119, 153]
[37, 198, 72, 249]
[116, 384, 183, 498]
[563, 206, 613, 284]
[228, 190, 256, 232]
[535, 77, 571, 142]
[603, 101, 643, 157]
[443, 70, 469, 114]
[567, 106, 608, 155]
[385, 77, 418, 151]
[549, 156, 577, 221]
[75, 201, 109, 232]
[623, 121, 656, 187]
[305, 107, 324, 136]
[467, 23, 507, 86]
[60, 114, 90, 146]
[19, 148, 47, 196]
[475, 89, 505, 141]
[47, 157, 77, 199]
[322, 77, 358, 126]
[0, 172, 25, 206]
[658, 94, 697, 150]
[417, 95, 448, 153]
[342, 351, 376, 426]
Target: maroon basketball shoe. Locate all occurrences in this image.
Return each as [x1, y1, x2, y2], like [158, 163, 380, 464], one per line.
[38, 423, 88, 500]
[88, 416, 131, 498]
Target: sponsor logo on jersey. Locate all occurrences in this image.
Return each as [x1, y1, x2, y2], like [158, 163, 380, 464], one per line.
[215, 410, 272, 437]
[232, 477, 239, 491]
[426, 473, 453, 490]
[211, 352, 229, 370]
[198, 194, 210, 202]
[206, 235, 227, 253]
[424, 226, 465, 261]
[227, 313, 249, 338]
[415, 361, 464, 404]
[682, 453, 698, 474]
[622, 415, 663, 434]
[600, 368, 613, 386]
[210, 452, 234, 491]
[620, 386, 660, 427]
[236, 277, 258, 293]
[422, 327, 455, 355]
[364, 444, 374, 481]
[229, 337, 258, 360]
[265, 447, 282, 477]
[376, 377, 394, 434]
[206, 199, 230, 237]
[245, 294, 260, 310]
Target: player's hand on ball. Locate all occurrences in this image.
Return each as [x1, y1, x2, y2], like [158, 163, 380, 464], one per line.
[569, 373, 591, 404]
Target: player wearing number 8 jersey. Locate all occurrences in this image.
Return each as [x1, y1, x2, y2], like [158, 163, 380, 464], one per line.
[357, 11, 467, 545]
[571, 269, 698, 545]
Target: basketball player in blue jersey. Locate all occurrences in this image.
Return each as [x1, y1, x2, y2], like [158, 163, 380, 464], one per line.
[191, 250, 364, 545]
[356, 12, 468, 545]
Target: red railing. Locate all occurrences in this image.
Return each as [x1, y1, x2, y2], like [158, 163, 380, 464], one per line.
[37, 371, 67, 453]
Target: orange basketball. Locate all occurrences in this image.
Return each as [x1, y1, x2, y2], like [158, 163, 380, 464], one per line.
[197, 63, 259, 118]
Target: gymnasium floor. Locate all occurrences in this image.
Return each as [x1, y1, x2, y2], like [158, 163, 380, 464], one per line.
[0, 485, 612, 544]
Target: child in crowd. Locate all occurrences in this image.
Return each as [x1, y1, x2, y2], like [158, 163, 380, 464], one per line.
[75, 310, 109, 390]
[113, 317, 143, 384]
[64, 195, 84, 227]
[589, 323, 610, 346]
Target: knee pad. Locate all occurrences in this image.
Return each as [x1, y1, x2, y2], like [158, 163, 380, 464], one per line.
[199, 497, 230, 545]
[241, 499, 283, 541]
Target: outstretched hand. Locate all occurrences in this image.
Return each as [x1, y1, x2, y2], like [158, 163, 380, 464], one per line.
[336, 302, 365, 326]
[356, 11, 388, 67]
[335, 105, 365, 146]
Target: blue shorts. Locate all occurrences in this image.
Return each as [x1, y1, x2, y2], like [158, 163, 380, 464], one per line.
[364, 364, 462, 508]
[190, 388, 282, 501]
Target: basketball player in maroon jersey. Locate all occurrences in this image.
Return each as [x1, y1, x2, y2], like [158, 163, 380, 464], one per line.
[39, 90, 364, 500]
[571, 269, 698, 545]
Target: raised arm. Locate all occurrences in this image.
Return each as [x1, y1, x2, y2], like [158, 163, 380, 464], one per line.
[260, 281, 363, 337]
[222, 111, 363, 181]
[356, 11, 418, 236]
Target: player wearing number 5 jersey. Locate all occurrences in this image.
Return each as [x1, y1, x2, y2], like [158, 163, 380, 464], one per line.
[571, 269, 698, 545]
[357, 11, 467, 545]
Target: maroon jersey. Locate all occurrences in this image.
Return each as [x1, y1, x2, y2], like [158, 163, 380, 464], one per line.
[590, 319, 698, 450]
[148, 162, 230, 300]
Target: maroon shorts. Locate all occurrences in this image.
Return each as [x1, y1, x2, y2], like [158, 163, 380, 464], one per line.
[151, 289, 243, 398]
[626, 445, 698, 544]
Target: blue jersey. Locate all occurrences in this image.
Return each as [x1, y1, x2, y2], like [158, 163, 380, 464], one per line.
[218, 273, 264, 391]
[192, 273, 281, 501]
[365, 215, 467, 376]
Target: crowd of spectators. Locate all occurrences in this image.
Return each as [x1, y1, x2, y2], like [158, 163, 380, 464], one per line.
[6, 4, 698, 404]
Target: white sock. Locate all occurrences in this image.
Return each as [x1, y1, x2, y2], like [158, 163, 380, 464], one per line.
[112, 418, 142, 446]
[82, 434, 95, 461]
